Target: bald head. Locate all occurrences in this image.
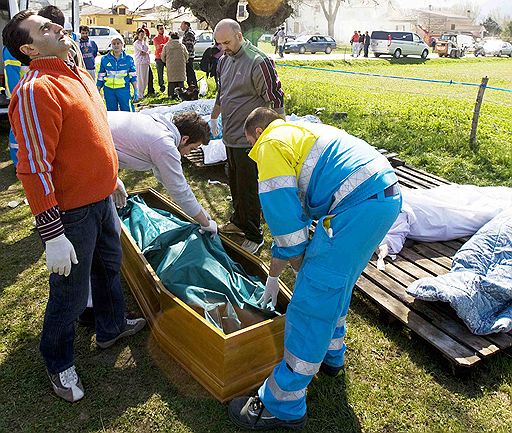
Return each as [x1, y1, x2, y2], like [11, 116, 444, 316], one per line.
[214, 19, 243, 56]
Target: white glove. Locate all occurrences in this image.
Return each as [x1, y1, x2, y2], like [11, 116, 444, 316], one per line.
[258, 276, 280, 308]
[199, 219, 218, 238]
[45, 234, 78, 277]
[112, 177, 128, 208]
[210, 118, 219, 137]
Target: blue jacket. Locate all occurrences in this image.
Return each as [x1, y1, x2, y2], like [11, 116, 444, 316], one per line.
[79, 37, 98, 70]
[97, 51, 136, 89]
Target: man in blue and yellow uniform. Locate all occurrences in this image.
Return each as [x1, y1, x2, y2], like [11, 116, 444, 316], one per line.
[229, 108, 402, 430]
[3, 46, 29, 167]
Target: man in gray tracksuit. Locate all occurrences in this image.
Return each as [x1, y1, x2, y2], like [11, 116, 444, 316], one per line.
[210, 19, 285, 254]
[107, 110, 217, 234]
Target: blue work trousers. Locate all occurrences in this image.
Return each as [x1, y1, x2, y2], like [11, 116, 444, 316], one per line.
[8, 130, 18, 167]
[39, 197, 126, 374]
[104, 86, 134, 112]
[259, 190, 401, 420]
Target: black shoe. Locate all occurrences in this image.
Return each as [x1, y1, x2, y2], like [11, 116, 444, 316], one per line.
[319, 362, 343, 377]
[228, 395, 307, 430]
[77, 307, 95, 328]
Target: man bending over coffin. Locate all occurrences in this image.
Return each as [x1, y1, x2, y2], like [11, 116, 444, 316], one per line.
[228, 107, 401, 430]
[107, 110, 218, 235]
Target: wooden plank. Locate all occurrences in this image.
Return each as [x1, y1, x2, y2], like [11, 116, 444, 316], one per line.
[395, 168, 441, 189]
[391, 255, 435, 280]
[363, 263, 501, 358]
[410, 243, 453, 270]
[423, 241, 458, 258]
[356, 275, 481, 367]
[396, 165, 450, 187]
[398, 248, 450, 276]
[398, 164, 452, 185]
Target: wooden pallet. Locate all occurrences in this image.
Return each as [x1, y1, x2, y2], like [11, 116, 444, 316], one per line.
[355, 163, 512, 372]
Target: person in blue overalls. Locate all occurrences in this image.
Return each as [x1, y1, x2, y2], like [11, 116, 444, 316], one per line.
[2, 46, 28, 167]
[228, 108, 402, 430]
[97, 36, 137, 111]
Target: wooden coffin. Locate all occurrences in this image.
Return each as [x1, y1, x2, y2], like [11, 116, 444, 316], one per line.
[120, 188, 292, 402]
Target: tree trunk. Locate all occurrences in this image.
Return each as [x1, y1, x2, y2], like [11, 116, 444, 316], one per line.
[319, 0, 343, 38]
[172, 0, 294, 40]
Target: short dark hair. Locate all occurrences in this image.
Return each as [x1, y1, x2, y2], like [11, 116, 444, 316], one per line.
[79, 25, 89, 33]
[157, 24, 164, 30]
[244, 108, 281, 136]
[173, 112, 210, 146]
[182, 21, 190, 28]
[2, 9, 36, 65]
[38, 5, 64, 27]
[136, 28, 145, 36]
[170, 31, 179, 40]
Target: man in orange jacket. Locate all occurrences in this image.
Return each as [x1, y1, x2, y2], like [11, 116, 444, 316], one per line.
[3, 10, 145, 403]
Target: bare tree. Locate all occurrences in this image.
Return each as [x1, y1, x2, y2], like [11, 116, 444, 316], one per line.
[170, 0, 294, 42]
[319, 0, 343, 37]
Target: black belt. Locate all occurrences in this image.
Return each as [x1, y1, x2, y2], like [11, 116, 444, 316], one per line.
[367, 183, 400, 200]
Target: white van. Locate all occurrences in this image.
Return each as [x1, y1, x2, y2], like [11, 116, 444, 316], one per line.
[88, 26, 123, 54]
[370, 31, 429, 59]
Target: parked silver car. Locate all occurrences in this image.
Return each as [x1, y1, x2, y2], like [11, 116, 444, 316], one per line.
[481, 40, 512, 57]
[371, 31, 430, 59]
[193, 30, 214, 61]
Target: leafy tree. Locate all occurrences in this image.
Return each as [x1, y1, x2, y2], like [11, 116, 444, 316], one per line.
[170, 0, 294, 43]
[501, 20, 512, 40]
[481, 16, 502, 36]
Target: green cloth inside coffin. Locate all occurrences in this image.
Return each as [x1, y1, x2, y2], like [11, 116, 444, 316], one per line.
[119, 196, 278, 333]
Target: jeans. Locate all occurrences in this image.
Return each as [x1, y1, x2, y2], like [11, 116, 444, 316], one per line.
[40, 197, 126, 374]
[155, 58, 165, 92]
[226, 146, 263, 244]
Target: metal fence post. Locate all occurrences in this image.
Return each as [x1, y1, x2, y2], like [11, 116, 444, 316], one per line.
[469, 76, 489, 152]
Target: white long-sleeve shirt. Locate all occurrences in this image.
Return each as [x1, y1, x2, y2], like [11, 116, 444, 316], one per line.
[107, 111, 202, 217]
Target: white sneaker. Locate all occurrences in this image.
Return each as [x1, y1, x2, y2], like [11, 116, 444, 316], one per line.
[48, 365, 84, 402]
[241, 239, 264, 254]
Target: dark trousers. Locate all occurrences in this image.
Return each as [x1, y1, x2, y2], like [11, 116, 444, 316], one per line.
[168, 81, 184, 98]
[226, 146, 263, 243]
[155, 58, 165, 92]
[364, 44, 369, 57]
[185, 58, 197, 87]
[39, 197, 126, 374]
[147, 64, 155, 95]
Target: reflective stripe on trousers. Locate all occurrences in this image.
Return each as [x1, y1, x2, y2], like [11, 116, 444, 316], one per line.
[258, 191, 401, 421]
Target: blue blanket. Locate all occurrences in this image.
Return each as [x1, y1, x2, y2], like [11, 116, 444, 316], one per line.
[406, 209, 512, 335]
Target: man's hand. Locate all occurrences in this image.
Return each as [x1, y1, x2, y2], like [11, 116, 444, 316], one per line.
[210, 118, 219, 137]
[45, 234, 78, 277]
[258, 276, 280, 308]
[112, 177, 128, 208]
[199, 219, 218, 238]
[133, 88, 139, 102]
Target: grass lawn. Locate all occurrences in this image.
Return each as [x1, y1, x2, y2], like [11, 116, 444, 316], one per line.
[1, 56, 511, 432]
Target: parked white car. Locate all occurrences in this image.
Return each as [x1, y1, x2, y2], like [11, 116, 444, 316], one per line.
[88, 26, 123, 54]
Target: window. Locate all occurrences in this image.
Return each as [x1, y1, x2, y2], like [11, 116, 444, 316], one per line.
[99, 28, 110, 36]
[110, 18, 114, 25]
[126, 18, 132, 25]
[238, 5, 245, 17]
[451, 24, 456, 30]
[118, 7, 126, 15]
